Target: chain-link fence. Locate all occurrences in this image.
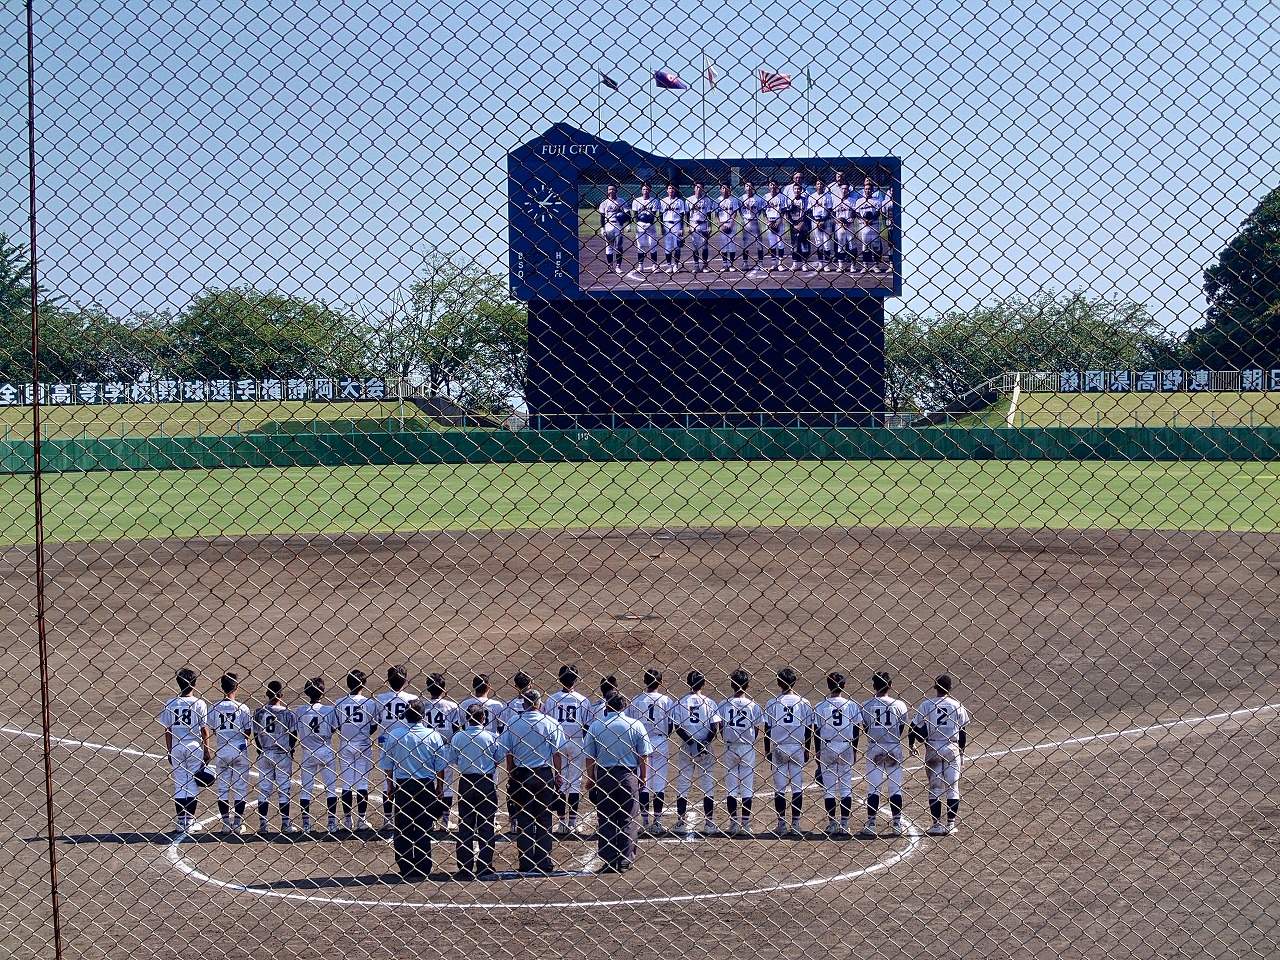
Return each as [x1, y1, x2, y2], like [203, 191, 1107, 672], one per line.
[3, 0, 1279, 958]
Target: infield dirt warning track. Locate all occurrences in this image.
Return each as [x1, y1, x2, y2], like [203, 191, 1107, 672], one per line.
[2, 525, 1278, 959]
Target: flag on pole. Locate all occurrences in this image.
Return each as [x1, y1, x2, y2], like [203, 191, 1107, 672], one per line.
[759, 70, 792, 93]
[704, 55, 717, 88]
[654, 68, 688, 90]
[599, 72, 620, 92]
[805, 67, 812, 90]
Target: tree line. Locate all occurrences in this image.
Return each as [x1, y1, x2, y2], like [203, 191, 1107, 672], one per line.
[1, 181, 1275, 415]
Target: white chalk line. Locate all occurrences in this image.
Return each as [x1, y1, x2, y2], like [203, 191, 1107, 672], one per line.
[5, 699, 1279, 911]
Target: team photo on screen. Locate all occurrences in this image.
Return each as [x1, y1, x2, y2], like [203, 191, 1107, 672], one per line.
[579, 163, 897, 294]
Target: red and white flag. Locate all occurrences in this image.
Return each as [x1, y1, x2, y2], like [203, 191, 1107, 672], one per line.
[759, 70, 792, 93]
[704, 55, 717, 88]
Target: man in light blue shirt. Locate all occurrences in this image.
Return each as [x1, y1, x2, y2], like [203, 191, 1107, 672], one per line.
[498, 689, 565, 874]
[585, 693, 652, 872]
[384, 701, 449, 879]
[449, 704, 503, 879]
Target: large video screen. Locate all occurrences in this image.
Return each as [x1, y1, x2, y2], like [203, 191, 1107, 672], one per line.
[578, 160, 898, 295]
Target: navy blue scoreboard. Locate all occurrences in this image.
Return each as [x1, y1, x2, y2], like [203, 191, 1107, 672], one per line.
[509, 124, 900, 428]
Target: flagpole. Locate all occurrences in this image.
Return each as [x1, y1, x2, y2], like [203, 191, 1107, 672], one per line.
[805, 68, 812, 155]
[753, 75, 759, 153]
[700, 50, 706, 157]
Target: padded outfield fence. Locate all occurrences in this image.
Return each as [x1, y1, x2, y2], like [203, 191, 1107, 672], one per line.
[4, 1, 1280, 960]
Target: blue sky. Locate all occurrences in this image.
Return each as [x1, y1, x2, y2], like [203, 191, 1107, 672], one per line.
[3, 0, 1278, 331]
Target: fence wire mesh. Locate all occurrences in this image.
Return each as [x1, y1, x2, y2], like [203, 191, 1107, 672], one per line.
[3, 0, 1280, 958]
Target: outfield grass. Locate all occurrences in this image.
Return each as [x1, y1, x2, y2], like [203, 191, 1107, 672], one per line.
[959, 391, 1280, 428]
[0, 401, 428, 440]
[2, 459, 1276, 545]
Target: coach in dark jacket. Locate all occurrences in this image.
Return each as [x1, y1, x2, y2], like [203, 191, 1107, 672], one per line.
[584, 693, 653, 873]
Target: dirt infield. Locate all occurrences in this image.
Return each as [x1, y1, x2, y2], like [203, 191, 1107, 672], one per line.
[3, 525, 1279, 959]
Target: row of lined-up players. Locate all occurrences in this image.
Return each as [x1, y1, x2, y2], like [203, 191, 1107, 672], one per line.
[158, 664, 970, 840]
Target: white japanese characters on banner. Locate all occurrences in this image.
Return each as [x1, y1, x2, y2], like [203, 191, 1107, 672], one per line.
[0, 378, 388, 406]
[1046, 370, 1280, 393]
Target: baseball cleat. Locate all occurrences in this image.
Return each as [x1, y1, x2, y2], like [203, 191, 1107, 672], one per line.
[890, 819, 904, 837]
[825, 820, 841, 837]
[927, 822, 947, 836]
[856, 821, 877, 839]
[356, 818, 372, 832]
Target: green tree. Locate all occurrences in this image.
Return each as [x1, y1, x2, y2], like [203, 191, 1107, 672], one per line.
[888, 291, 1175, 412]
[0, 233, 50, 381]
[1186, 184, 1280, 368]
[175, 287, 368, 379]
[370, 256, 526, 413]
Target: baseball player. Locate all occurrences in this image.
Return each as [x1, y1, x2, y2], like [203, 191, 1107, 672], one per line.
[500, 671, 534, 729]
[714, 183, 742, 271]
[333, 669, 378, 831]
[910, 674, 971, 836]
[630, 183, 660, 273]
[586, 674, 619, 729]
[659, 183, 689, 273]
[598, 184, 629, 275]
[546, 664, 591, 835]
[764, 667, 814, 836]
[374, 665, 418, 828]
[159, 667, 211, 835]
[853, 177, 893, 271]
[252, 679, 298, 834]
[626, 667, 676, 832]
[833, 184, 859, 272]
[420, 673, 461, 829]
[808, 178, 836, 272]
[687, 182, 714, 273]
[672, 670, 720, 835]
[208, 672, 253, 835]
[458, 674, 505, 734]
[812, 671, 861, 836]
[739, 182, 766, 268]
[857, 671, 910, 837]
[785, 172, 811, 269]
[763, 181, 788, 269]
[293, 676, 339, 832]
[715, 669, 764, 835]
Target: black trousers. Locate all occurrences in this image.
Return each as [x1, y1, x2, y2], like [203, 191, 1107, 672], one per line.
[509, 766, 556, 873]
[593, 766, 639, 869]
[456, 772, 498, 876]
[394, 778, 437, 878]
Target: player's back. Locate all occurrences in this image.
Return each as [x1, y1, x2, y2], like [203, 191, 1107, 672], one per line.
[458, 695, 504, 733]
[627, 691, 675, 743]
[913, 696, 969, 747]
[676, 692, 718, 740]
[814, 695, 859, 742]
[161, 696, 208, 744]
[546, 690, 591, 739]
[253, 703, 296, 754]
[717, 695, 763, 744]
[333, 693, 376, 749]
[861, 695, 909, 744]
[294, 703, 336, 753]
[420, 698, 460, 738]
[374, 689, 418, 727]
[208, 698, 251, 752]
[765, 693, 814, 747]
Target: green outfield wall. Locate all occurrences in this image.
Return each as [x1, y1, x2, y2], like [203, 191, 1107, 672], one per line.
[1, 427, 1277, 473]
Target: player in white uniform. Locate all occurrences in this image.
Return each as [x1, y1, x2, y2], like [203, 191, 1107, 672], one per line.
[208, 673, 253, 834]
[714, 184, 742, 271]
[832, 185, 859, 272]
[715, 669, 764, 835]
[672, 670, 720, 835]
[858, 672, 910, 837]
[420, 673, 461, 829]
[333, 669, 378, 831]
[686, 182, 714, 274]
[630, 184, 660, 273]
[812, 671, 861, 836]
[158, 667, 211, 835]
[785, 172, 811, 269]
[659, 183, 689, 273]
[458, 674, 505, 734]
[293, 676, 339, 832]
[739, 182, 766, 268]
[853, 177, 893, 271]
[373, 664, 418, 828]
[252, 679, 298, 834]
[598, 184, 628, 275]
[808, 178, 836, 271]
[626, 668, 676, 832]
[585, 674, 619, 729]
[910, 674, 971, 836]
[546, 664, 592, 834]
[499, 671, 534, 730]
[763, 182, 788, 269]
[764, 667, 815, 836]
